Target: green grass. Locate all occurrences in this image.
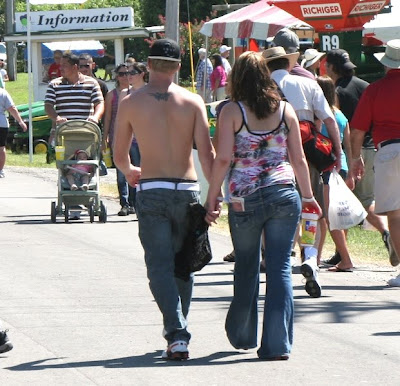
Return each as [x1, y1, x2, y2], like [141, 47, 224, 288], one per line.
[6, 72, 30, 106]
[6, 149, 53, 168]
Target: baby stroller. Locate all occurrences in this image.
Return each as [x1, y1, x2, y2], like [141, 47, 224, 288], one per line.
[50, 120, 107, 223]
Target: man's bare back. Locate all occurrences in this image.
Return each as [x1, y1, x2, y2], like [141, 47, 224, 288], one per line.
[114, 70, 214, 185]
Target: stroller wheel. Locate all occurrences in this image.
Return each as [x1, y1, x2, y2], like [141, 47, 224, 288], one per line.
[99, 201, 107, 223]
[51, 201, 57, 223]
[89, 204, 95, 223]
[64, 205, 69, 223]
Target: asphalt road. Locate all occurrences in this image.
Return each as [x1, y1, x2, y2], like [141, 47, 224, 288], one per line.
[0, 167, 399, 385]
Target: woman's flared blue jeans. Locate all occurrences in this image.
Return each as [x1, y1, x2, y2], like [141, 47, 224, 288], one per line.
[225, 184, 300, 359]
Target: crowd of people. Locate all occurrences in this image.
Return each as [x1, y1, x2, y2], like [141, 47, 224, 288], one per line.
[1, 34, 400, 362]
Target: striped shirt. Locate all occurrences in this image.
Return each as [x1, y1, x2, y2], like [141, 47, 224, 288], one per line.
[45, 74, 103, 120]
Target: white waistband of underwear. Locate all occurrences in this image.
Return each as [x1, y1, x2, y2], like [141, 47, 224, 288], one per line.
[137, 180, 200, 192]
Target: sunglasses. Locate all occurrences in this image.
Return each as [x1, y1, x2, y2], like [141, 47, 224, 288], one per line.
[79, 64, 91, 68]
[118, 72, 129, 76]
[128, 70, 141, 76]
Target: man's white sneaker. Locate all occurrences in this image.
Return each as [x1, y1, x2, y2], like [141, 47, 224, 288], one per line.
[161, 340, 189, 360]
[0, 170, 5, 178]
[301, 258, 322, 298]
[388, 276, 400, 287]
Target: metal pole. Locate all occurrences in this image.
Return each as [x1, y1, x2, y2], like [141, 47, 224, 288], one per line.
[26, 0, 33, 162]
[5, 0, 17, 81]
[165, 0, 180, 83]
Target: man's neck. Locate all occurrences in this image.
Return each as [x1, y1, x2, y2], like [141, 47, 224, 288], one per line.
[65, 73, 80, 84]
[148, 71, 175, 89]
[329, 72, 340, 83]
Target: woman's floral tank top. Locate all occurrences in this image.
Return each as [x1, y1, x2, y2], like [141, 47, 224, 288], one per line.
[229, 101, 295, 197]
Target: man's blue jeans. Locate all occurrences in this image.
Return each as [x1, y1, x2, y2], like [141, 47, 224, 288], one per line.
[116, 142, 141, 208]
[136, 188, 200, 345]
[225, 184, 300, 358]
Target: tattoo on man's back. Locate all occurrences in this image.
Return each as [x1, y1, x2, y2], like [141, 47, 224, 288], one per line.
[150, 92, 171, 101]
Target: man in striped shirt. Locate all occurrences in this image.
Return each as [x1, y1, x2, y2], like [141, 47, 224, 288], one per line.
[45, 52, 104, 132]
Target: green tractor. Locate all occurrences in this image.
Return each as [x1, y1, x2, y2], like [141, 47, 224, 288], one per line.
[8, 101, 54, 161]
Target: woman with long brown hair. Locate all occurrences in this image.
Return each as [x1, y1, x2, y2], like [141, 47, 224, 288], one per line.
[205, 51, 321, 360]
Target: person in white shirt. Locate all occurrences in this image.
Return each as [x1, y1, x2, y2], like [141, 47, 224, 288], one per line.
[0, 60, 9, 87]
[219, 45, 232, 76]
[263, 46, 342, 298]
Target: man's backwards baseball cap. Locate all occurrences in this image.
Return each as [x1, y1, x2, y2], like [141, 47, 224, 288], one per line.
[148, 38, 181, 62]
[326, 49, 356, 70]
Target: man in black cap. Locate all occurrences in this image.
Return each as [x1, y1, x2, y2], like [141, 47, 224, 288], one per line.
[325, 49, 392, 266]
[113, 38, 216, 361]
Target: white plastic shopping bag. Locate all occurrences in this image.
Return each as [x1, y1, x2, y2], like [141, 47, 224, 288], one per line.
[328, 169, 367, 230]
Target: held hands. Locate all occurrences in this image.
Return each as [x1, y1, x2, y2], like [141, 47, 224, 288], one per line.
[204, 196, 223, 225]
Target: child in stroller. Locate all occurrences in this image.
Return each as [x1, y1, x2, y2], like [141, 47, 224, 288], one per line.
[65, 149, 94, 191]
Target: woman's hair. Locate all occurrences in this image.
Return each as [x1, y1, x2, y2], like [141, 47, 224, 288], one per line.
[316, 75, 338, 111]
[114, 63, 128, 88]
[133, 62, 149, 83]
[230, 51, 280, 119]
[211, 54, 223, 67]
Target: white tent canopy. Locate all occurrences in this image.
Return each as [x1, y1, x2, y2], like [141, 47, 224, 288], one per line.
[363, 3, 400, 43]
[200, 1, 312, 40]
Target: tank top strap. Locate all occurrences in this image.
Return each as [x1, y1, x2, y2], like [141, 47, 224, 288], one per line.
[279, 101, 288, 131]
[237, 101, 248, 125]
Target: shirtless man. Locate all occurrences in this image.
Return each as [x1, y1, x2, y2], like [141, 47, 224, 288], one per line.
[113, 39, 217, 360]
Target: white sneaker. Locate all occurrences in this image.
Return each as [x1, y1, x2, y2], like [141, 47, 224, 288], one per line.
[0, 170, 5, 178]
[301, 257, 322, 298]
[161, 340, 189, 360]
[388, 276, 400, 287]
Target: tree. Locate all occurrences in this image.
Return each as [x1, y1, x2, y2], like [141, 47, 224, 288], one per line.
[144, 15, 223, 83]
[141, 0, 254, 27]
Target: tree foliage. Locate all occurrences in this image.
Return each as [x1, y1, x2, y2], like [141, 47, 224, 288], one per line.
[141, 0, 253, 27]
[0, 1, 253, 83]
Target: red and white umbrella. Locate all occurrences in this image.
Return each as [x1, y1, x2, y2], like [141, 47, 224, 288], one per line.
[200, 0, 312, 40]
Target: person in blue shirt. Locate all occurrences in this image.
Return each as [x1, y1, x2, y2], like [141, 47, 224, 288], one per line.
[317, 75, 354, 272]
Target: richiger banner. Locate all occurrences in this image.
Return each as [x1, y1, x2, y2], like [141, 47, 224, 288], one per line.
[267, 0, 390, 32]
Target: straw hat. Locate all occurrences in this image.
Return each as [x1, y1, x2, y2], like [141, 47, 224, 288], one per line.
[374, 39, 400, 69]
[301, 48, 326, 68]
[262, 46, 300, 70]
